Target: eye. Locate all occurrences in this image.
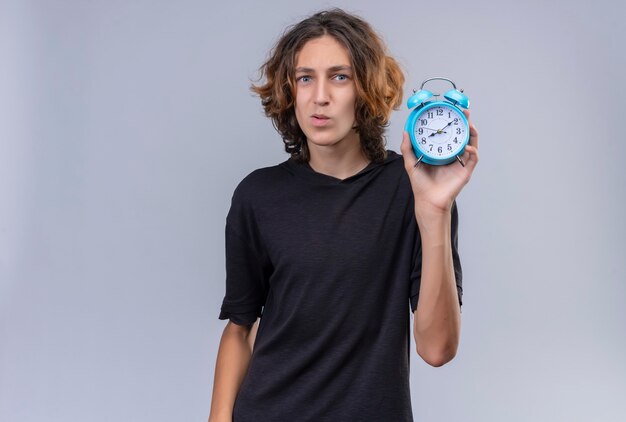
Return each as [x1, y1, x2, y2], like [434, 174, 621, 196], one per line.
[333, 74, 350, 81]
[296, 75, 312, 83]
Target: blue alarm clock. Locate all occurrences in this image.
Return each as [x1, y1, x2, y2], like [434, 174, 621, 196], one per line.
[405, 77, 470, 166]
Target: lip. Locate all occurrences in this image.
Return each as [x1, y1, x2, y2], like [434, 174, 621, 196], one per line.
[311, 114, 331, 127]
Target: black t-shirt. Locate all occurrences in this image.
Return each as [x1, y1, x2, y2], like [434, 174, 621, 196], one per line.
[218, 149, 463, 421]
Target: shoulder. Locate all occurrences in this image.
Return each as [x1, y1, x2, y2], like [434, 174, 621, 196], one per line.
[230, 160, 290, 207]
[391, 150, 408, 174]
[381, 149, 412, 190]
[235, 163, 284, 189]
[381, 149, 407, 174]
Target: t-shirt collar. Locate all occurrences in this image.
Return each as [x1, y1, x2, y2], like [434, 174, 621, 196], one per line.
[284, 149, 401, 185]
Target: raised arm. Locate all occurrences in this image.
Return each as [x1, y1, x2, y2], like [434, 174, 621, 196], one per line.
[411, 208, 461, 366]
[400, 109, 479, 367]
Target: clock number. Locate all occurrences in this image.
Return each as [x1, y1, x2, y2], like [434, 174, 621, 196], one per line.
[454, 118, 459, 125]
[427, 112, 433, 118]
[437, 109, 443, 116]
[447, 144, 452, 151]
[438, 146, 443, 153]
[421, 137, 426, 144]
[456, 128, 462, 134]
[453, 137, 458, 143]
[429, 145, 433, 152]
[420, 119, 427, 125]
[448, 111, 451, 118]
[418, 128, 423, 135]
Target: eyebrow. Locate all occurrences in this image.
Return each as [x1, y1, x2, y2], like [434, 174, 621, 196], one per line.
[295, 65, 353, 73]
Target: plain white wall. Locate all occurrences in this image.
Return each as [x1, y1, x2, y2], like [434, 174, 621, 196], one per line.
[1, 0, 625, 421]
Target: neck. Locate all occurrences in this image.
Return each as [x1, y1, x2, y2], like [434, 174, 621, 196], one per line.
[307, 132, 371, 180]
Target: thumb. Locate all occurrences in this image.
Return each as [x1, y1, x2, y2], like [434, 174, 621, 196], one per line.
[400, 131, 419, 172]
[400, 131, 414, 158]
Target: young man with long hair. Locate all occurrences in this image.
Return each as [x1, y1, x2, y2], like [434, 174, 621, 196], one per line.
[209, 8, 479, 421]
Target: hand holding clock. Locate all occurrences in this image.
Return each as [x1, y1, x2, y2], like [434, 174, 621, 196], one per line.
[400, 108, 479, 216]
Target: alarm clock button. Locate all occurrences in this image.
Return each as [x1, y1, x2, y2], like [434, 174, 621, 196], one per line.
[443, 89, 470, 109]
[407, 89, 433, 109]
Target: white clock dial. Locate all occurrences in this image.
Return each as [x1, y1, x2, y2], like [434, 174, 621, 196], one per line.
[413, 105, 467, 159]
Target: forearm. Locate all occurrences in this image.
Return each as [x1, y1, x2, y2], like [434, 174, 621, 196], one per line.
[413, 210, 461, 365]
[208, 324, 254, 422]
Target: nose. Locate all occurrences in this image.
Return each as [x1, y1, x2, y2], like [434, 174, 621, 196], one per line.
[314, 79, 330, 106]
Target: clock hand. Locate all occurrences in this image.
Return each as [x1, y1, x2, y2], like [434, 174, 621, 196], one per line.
[438, 121, 453, 131]
[420, 127, 443, 136]
[428, 120, 454, 136]
[428, 131, 447, 137]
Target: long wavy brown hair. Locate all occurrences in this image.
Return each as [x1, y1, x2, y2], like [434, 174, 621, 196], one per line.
[251, 8, 405, 163]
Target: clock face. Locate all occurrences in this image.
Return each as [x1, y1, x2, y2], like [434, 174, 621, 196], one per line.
[412, 104, 468, 159]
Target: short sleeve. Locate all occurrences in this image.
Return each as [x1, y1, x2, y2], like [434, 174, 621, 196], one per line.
[410, 200, 463, 312]
[218, 183, 272, 326]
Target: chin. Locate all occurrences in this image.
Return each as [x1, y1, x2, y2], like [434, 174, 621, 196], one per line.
[304, 132, 351, 148]
[307, 138, 340, 147]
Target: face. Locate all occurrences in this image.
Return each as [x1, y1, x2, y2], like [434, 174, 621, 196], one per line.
[293, 35, 358, 151]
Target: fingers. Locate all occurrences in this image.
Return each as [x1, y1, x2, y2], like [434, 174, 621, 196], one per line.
[459, 112, 479, 173]
[462, 109, 479, 149]
[460, 144, 479, 172]
[468, 123, 479, 149]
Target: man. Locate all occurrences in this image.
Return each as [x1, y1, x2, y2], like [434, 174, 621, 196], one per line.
[209, 8, 479, 421]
